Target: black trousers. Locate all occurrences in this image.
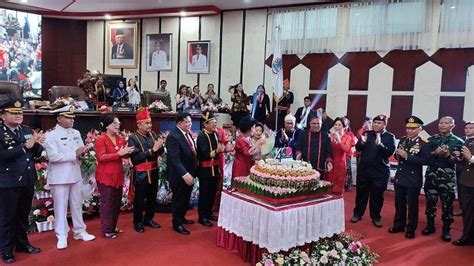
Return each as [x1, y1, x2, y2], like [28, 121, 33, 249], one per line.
[0, 186, 34, 254]
[198, 175, 217, 220]
[353, 177, 387, 221]
[393, 183, 421, 232]
[170, 180, 193, 227]
[458, 184, 474, 241]
[133, 182, 158, 225]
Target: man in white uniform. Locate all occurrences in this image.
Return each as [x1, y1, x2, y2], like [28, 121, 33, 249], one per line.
[43, 111, 95, 249]
[151, 41, 168, 69]
[190, 45, 207, 71]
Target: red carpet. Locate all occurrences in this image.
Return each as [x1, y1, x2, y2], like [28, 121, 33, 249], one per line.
[10, 190, 474, 266]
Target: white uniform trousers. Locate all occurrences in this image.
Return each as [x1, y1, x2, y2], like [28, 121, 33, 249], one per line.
[50, 181, 87, 238]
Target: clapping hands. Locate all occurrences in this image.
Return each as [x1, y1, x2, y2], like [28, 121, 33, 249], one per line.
[152, 138, 164, 152]
[118, 146, 134, 156]
[25, 130, 45, 149]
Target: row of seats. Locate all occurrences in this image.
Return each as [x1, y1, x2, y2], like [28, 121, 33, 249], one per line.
[0, 81, 166, 107]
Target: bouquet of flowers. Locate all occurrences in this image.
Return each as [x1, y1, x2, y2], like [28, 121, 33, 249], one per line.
[148, 100, 168, 113]
[31, 199, 55, 223]
[202, 102, 219, 113]
[258, 233, 379, 266]
[49, 95, 81, 111]
[120, 130, 134, 211]
[155, 131, 174, 211]
[216, 103, 231, 113]
[34, 162, 49, 193]
[81, 129, 100, 176]
[83, 192, 100, 216]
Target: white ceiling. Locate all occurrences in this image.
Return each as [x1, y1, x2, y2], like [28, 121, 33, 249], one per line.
[2, 0, 346, 19]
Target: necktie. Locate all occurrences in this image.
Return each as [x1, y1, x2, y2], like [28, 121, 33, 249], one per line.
[185, 133, 196, 156]
[14, 129, 20, 139]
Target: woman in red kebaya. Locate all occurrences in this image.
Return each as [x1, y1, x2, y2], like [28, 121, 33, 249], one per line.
[326, 117, 353, 196]
[232, 116, 258, 183]
[95, 113, 134, 238]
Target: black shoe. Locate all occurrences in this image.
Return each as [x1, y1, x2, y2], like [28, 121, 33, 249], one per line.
[134, 223, 145, 233]
[442, 229, 451, 242]
[209, 215, 219, 221]
[143, 220, 161, 229]
[421, 225, 435, 235]
[16, 245, 41, 254]
[2, 253, 15, 264]
[173, 225, 190, 235]
[452, 239, 474, 246]
[198, 219, 213, 227]
[388, 227, 405, 234]
[350, 216, 361, 223]
[372, 219, 383, 228]
[184, 219, 194, 225]
[405, 231, 415, 239]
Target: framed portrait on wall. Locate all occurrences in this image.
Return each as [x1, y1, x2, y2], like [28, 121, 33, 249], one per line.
[146, 33, 172, 71]
[187, 40, 210, 74]
[106, 20, 139, 69]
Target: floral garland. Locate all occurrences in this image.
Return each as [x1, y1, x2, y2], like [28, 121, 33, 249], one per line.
[49, 95, 81, 111]
[148, 100, 169, 113]
[233, 175, 332, 199]
[258, 233, 379, 266]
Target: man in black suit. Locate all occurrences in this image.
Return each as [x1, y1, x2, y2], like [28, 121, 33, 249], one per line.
[389, 116, 431, 239]
[294, 96, 311, 128]
[0, 99, 44, 263]
[111, 29, 133, 60]
[166, 112, 197, 235]
[351, 114, 396, 228]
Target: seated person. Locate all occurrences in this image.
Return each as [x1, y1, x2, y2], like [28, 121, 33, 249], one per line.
[156, 79, 172, 111]
[111, 80, 129, 105]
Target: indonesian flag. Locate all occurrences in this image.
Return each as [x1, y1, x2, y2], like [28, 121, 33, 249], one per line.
[272, 26, 284, 102]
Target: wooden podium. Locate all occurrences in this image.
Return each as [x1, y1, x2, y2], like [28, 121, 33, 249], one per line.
[22, 110, 202, 134]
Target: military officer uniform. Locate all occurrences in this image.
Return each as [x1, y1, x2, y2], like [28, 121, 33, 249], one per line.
[422, 129, 464, 241]
[453, 131, 474, 246]
[389, 116, 431, 239]
[43, 111, 95, 249]
[196, 112, 221, 226]
[128, 108, 164, 232]
[0, 99, 42, 263]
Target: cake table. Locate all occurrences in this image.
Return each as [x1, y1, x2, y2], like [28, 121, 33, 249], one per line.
[216, 190, 345, 264]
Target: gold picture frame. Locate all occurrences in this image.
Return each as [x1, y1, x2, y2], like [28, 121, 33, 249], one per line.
[106, 20, 139, 69]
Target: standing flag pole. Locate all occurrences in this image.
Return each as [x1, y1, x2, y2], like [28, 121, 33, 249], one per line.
[272, 25, 283, 130]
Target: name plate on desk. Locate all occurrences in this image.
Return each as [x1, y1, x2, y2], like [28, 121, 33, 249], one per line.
[112, 103, 134, 112]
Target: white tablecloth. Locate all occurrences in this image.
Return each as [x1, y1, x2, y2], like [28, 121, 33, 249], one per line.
[218, 191, 345, 253]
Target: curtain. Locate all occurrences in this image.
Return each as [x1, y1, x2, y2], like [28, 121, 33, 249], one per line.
[438, 0, 474, 48]
[273, 6, 342, 53]
[272, 0, 434, 53]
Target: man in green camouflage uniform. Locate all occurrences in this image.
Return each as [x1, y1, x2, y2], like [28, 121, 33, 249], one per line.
[422, 116, 464, 242]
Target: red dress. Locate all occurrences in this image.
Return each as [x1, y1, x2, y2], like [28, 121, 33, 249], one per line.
[232, 134, 255, 180]
[326, 133, 352, 195]
[95, 134, 127, 188]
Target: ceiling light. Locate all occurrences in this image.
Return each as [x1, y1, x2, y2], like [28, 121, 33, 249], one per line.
[105, 14, 112, 20]
[450, 5, 455, 9]
[180, 11, 186, 16]
[21, 0, 28, 3]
